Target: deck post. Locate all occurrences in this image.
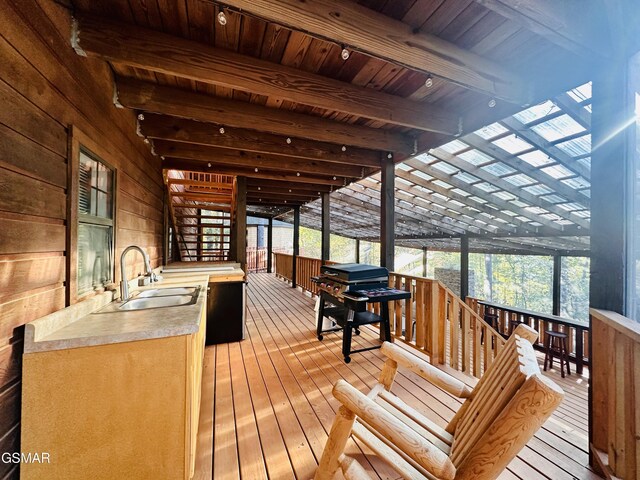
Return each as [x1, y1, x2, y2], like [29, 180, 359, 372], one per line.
[380, 155, 395, 270]
[589, 61, 636, 471]
[292, 205, 300, 288]
[321, 192, 330, 263]
[355, 239, 360, 264]
[235, 176, 247, 272]
[422, 247, 428, 277]
[552, 255, 561, 316]
[267, 216, 273, 273]
[460, 235, 469, 300]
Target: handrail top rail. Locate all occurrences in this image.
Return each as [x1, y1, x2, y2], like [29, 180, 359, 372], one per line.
[591, 308, 640, 343]
[475, 298, 588, 329]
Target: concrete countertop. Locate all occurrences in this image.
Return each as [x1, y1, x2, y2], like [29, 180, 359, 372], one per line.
[24, 263, 245, 353]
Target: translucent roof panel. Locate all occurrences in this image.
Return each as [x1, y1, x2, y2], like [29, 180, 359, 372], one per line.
[504, 173, 536, 187]
[439, 139, 469, 154]
[541, 164, 575, 179]
[482, 161, 516, 177]
[556, 134, 591, 157]
[567, 82, 592, 103]
[492, 134, 533, 154]
[513, 100, 560, 124]
[519, 150, 554, 167]
[475, 122, 509, 140]
[530, 114, 586, 142]
[458, 149, 494, 166]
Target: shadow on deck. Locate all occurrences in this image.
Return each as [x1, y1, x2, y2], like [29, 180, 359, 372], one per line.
[205, 273, 597, 480]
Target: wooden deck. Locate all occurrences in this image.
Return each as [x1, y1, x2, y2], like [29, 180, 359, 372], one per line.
[205, 273, 598, 480]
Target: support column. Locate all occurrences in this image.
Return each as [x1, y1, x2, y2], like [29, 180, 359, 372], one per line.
[380, 156, 395, 270]
[234, 177, 247, 272]
[552, 255, 562, 316]
[321, 192, 330, 263]
[422, 247, 428, 278]
[355, 239, 360, 264]
[267, 217, 273, 273]
[292, 205, 300, 288]
[589, 60, 636, 471]
[460, 236, 469, 300]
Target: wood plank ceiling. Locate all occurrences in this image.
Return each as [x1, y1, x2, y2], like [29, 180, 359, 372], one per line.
[70, 0, 614, 253]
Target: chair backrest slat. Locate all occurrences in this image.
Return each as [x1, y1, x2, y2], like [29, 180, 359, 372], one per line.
[449, 324, 555, 469]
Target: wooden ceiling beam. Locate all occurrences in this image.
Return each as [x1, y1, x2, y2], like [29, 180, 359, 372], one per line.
[246, 179, 332, 192]
[115, 77, 414, 153]
[139, 114, 383, 168]
[162, 158, 347, 186]
[215, 0, 530, 104]
[153, 140, 367, 178]
[474, 0, 608, 58]
[247, 186, 322, 198]
[74, 14, 459, 135]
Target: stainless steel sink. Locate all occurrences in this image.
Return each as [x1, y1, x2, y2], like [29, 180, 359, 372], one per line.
[97, 286, 200, 313]
[137, 287, 198, 298]
[119, 295, 194, 311]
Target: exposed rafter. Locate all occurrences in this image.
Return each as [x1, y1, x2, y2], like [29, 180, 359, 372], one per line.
[460, 133, 590, 206]
[162, 158, 347, 185]
[428, 148, 591, 223]
[500, 117, 591, 180]
[139, 114, 383, 168]
[73, 14, 460, 135]
[215, 0, 531, 103]
[152, 140, 368, 178]
[115, 77, 415, 153]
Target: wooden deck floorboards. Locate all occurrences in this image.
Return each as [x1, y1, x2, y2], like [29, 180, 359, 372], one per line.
[208, 273, 598, 480]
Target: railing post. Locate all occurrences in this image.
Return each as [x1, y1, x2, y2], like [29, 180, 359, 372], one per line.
[380, 155, 395, 270]
[321, 192, 330, 264]
[422, 246, 427, 277]
[267, 217, 273, 273]
[292, 206, 300, 288]
[355, 238, 360, 264]
[553, 255, 561, 316]
[460, 235, 469, 300]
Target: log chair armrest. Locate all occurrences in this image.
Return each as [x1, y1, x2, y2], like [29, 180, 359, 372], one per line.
[332, 380, 456, 480]
[380, 342, 473, 398]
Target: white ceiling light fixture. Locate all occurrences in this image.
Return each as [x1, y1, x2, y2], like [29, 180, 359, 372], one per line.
[425, 75, 433, 88]
[488, 98, 497, 108]
[341, 47, 350, 60]
[217, 11, 227, 26]
[219, 127, 225, 134]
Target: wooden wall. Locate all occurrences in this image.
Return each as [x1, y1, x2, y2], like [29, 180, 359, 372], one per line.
[0, 1, 164, 477]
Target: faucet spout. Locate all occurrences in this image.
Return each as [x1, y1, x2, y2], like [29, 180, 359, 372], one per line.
[120, 245, 153, 301]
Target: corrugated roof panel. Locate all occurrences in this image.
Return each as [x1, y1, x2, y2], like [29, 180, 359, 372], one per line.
[541, 164, 574, 179]
[455, 171, 480, 184]
[519, 150, 553, 167]
[567, 82, 592, 103]
[492, 134, 533, 154]
[474, 182, 498, 192]
[513, 100, 560, 124]
[504, 173, 536, 187]
[562, 176, 590, 189]
[458, 149, 494, 166]
[493, 191, 517, 201]
[475, 122, 509, 140]
[433, 161, 459, 175]
[439, 139, 469, 154]
[482, 161, 517, 176]
[530, 114, 586, 142]
[556, 134, 591, 157]
[523, 184, 553, 195]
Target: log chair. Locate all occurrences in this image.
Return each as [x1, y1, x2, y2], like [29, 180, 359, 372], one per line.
[314, 324, 564, 480]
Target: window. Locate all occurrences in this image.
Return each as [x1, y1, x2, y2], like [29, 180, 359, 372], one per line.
[77, 149, 114, 296]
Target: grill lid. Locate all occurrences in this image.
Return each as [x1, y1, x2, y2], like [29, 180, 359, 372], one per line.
[320, 263, 388, 282]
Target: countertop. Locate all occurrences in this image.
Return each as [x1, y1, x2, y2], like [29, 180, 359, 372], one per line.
[24, 263, 245, 353]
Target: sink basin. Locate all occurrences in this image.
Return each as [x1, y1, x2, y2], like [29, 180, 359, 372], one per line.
[137, 287, 198, 298]
[119, 295, 194, 311]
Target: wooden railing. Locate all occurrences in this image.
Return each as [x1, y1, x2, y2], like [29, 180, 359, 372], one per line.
[380, 273, 505, 379]
[272, 252, 336, 295]
[246, 247, 267, 273]
[466, 298, 590, 374]
[272, 254, 505, 379]
[590, 309, 640, 479]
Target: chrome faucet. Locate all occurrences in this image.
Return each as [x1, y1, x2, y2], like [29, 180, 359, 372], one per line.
[120, 245, 154, 301]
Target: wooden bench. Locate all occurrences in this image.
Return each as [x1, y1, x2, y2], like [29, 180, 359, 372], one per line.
[314, 324, 564, 480]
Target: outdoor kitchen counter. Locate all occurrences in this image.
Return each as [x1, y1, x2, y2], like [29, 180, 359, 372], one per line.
[23, 263, 245, 353]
